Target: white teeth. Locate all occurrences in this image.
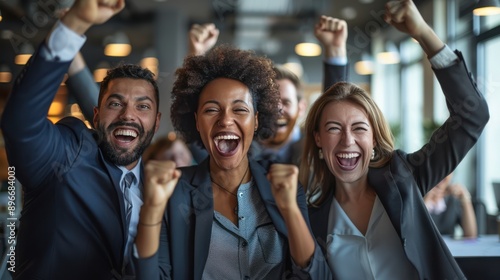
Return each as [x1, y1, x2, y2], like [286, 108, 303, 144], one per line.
[337, 153, 359, 159]
[276, 119, 287, 125]
[214, 135, 239, 140]
[114, 129, 137, 138]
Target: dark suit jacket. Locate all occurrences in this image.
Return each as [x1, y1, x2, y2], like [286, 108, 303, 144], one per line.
[1, 48, 133, 279]
[309, 51, 489, 280]
[135, 158, 331, 280]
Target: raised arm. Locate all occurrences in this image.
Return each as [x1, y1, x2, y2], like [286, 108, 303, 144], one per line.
[314, 15, 349, 91]
[0, 0, 124, 188]
[134, 160, 180, 280]
[66, 52, 99, 123]
[384, 0, 489, 192]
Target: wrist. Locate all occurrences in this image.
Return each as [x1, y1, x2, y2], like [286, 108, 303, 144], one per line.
[324, 46, 347, 59]
[139, 205, 166, 223]
[61, 13, 92, 35]
[459, 193, 472, 203]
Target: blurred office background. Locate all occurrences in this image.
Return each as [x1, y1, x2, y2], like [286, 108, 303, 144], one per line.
[0, 0, 499, 273]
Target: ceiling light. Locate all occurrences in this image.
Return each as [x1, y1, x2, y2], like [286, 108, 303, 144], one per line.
[354, 53, 374, 75]
[0, 64, 12, 83]
[473, 0, 500, 16]
[104, 32, 132, 57]
[93, 61, 111, 82]
[376, 42, 400, 64]
[15, 43, 34, 65]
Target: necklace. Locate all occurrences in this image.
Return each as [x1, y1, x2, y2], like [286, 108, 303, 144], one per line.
[211, 165, 249, 214]
[211, 165, 249, 196]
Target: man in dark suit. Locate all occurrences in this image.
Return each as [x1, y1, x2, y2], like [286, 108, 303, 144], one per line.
[0, 0, 177, 279]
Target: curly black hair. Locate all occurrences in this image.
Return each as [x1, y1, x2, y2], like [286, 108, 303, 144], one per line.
[171, 44, 281, 144]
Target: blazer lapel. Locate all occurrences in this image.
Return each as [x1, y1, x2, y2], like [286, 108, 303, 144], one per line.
[368, 167, 403, 236]
[250, 160, 287, 235]
[191, 160, 214, 280]
[309, 191, 334, 255]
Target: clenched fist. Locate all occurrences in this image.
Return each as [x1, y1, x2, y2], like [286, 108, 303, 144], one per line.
[267, 163, 300, 212]
[143, 160, 182, 209]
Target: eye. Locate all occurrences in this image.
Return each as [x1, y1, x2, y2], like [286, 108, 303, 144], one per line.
[108, 101, 122, 108]
[327, 126, 341, 132]
[234, 107, 250, 114]
[138, 104, 152, 110]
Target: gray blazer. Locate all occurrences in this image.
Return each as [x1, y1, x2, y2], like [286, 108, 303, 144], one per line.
[135, 158, 331, 280]
[309, 51, 489, 280]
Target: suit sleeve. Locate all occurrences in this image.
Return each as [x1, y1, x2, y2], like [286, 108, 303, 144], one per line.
[323, 62, 348, 93]
[0, 46, 75, 190]
[405, 51, 489, 194]
[66, 65, 99, 123]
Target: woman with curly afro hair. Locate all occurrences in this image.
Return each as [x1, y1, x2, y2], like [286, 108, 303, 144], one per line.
[135, 45, 331, 279]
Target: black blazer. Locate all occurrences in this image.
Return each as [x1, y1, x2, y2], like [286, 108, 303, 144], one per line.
[309, 51, 489, 280]
[135, 158, 331, 280]
[1, 47, 134, 279]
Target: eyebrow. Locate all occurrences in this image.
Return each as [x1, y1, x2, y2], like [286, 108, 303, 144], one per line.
[324, 121, 370, 127]
[106, 93, 155, 104]
[201, 99, 249, 106]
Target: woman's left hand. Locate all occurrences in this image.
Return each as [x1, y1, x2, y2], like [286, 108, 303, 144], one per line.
[267, 163, 300, 212]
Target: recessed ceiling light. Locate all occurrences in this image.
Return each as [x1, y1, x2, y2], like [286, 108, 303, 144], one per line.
[359, 0, 374, 3]
[341, 7, 357, 20]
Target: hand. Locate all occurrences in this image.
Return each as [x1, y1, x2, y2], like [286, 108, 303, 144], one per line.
[447, 183, 471, 202]
[189, 23, 220, 56]
[383, 0, 430, 41]
[143, 160, 181, 209]
[384, 0, 444, 57]
[62, 0, 125, 35]
[314, 15, 348, 59]
[267, 164, 299, 212]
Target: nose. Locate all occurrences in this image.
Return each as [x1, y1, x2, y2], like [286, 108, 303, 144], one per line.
[341, 130, 355, 146]
[120, 103, 136, 121]
[217, 111, 234, 127]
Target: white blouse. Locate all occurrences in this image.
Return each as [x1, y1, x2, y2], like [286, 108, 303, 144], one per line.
[326, 196, 419, 280]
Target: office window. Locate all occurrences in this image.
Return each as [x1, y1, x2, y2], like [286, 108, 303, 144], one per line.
[478, 35, 500, 214]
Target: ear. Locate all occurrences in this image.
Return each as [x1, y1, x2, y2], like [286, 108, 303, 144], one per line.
[195, 112, 200, 132]
[154, 112, 162, 133]
[314, 131, 321, 148]
[93, 107, 99, 128]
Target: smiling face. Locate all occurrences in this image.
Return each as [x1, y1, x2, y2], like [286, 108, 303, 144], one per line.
[195, 78, 258, 171]
[94, 77, 161, 170]
[269, 78, 305, 146]
[314, 100, 375, 185]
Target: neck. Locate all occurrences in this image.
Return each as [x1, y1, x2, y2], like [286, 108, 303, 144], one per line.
[335, 178, 374, 203]
[210, 161, 250, 192]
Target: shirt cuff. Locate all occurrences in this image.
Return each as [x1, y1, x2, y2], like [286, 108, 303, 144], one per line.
[324, 56, 348, 66]
[428, 45, 459, 69]
[42, 21, 86, 62]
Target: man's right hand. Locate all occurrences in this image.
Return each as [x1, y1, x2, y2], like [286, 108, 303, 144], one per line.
[61, 0, 125, 35]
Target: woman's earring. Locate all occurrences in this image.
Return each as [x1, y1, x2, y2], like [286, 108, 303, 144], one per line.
[371, 149, 375, 160]
[319, 148, 324, 160]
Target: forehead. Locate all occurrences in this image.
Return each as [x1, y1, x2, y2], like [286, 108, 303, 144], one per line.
[199, 78, 253, 105]
[320, 100, 369, 123]
[276, 79, 298, 101]
[103, 78, 156, 102]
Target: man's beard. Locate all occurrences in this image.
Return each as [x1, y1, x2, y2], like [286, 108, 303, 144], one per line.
[269, 115, 298, 146]
[96, 121, 155, 166]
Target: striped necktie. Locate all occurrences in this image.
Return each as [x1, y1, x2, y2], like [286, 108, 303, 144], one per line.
[122, 172, 135, 230]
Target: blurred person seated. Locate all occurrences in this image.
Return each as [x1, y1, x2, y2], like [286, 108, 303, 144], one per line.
[142, 133, 195, 167]
[424, 173, 477, 238]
